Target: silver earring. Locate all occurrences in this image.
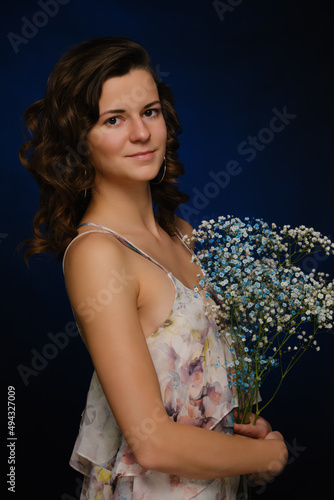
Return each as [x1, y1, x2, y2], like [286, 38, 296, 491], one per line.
[151, 157, 166, 185]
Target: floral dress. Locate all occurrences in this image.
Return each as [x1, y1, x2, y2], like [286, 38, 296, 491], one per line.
[62, 222, 240, 499]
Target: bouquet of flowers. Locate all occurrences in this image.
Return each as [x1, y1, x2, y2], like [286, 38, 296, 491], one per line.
[185, 216, 334, 425]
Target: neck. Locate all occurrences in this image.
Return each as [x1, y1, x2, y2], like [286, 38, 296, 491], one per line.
[83, 178, 159, 236]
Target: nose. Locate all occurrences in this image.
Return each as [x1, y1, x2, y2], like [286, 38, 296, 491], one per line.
[129, 116, 151, 142]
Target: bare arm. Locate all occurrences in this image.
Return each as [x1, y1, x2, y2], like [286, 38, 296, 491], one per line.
[64, 232, 288, 479]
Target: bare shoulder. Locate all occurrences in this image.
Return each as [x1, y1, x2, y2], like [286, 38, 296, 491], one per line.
[64, 231, 130, 278]
[174, 216, 195, 249]
[63, 231, 139, 314]
[174, 215, 194, 237]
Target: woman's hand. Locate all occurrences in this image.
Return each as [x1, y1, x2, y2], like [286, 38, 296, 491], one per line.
[233, 410, 287, 485]
[248, 431, 287, 485]
[233, 410, 272, 440]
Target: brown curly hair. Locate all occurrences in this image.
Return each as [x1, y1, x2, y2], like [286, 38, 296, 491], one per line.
[19, 37, 189, 264]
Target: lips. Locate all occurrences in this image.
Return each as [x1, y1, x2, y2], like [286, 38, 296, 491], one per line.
[127, 150, 155, 157]
[126, 150, 156, 160]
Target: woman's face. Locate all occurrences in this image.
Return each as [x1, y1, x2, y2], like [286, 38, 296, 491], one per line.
[88, 69, 167, 185]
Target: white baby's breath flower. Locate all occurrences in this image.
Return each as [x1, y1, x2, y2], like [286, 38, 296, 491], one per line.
[193, 215, 334, 421]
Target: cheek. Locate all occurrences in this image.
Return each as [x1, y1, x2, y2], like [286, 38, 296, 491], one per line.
[88, 128, 105, 148]
[89, 134, 124, 163]
[159, 121, 168, 143]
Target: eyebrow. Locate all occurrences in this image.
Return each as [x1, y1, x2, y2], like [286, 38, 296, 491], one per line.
[99, 100, 161, 118]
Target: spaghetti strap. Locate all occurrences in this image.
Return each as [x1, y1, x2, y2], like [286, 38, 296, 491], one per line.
[174, 226, 205, 279]
[63, 222, 170, 276]
[174, 226, 195, 256]
[63, 222, 205, 290]
[62, 230, 117, 274]
[76, 222, 197, 272]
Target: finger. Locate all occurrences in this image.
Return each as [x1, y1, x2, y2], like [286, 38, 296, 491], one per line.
[234, 420, 269, 439]
[234, 409, 254, 424]
[264, 431, 284, 441]
[249, 471, 275, 485]
[234, 423, 262, 439]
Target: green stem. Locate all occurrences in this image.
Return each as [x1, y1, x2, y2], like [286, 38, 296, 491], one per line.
[256, 375, 285, 415]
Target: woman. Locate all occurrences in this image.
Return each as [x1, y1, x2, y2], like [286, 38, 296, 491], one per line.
[20, 37, 287, 499]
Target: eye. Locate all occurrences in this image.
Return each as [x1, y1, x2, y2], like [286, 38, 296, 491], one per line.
[143, 108, 160, 118]
[105, 116, 122, 127]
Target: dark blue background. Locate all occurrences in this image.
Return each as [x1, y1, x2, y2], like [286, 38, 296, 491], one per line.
[2, 1, 333, 498]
